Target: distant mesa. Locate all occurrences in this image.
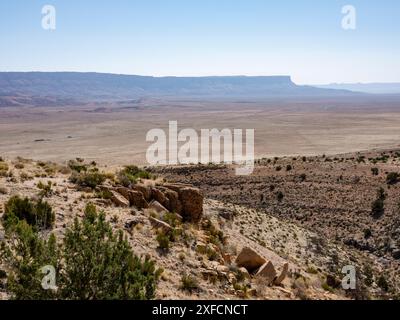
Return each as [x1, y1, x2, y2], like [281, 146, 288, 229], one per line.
[0, 72, 357, 107]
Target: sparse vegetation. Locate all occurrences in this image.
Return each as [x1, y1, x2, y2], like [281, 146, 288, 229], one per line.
[156, 232, 170, 251]
[69, 170, 107, 189]
[371, 188, 386, 219]
[117, 165, 153, 187]
[37, 181, 53, 197]
[0, 203, 161, 300]
[0, 161, 9, 177]
[276, 191, 284, 202]
[3, 195, 54, 230]
[386, 172, 400, 185]
[180, 274, 200, 293]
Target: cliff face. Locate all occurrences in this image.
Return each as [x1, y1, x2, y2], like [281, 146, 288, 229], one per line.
[0, 72, 352, 102]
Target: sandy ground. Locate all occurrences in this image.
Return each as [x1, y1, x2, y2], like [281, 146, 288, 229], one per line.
[1, 96, 400, 166]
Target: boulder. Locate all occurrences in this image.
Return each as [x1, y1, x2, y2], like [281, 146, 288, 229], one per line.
[129, 190, 149, 209]
[151, 188, 167, 206]
[149, 216, 173, 234]
[132, 184, 151, 201]
[235, 247, 266, 273]
[179, 187, 204, 223]
[164, 189, 183, 214]
[110, 190, 129, 207]
[255, 261, 277, 285]
[274, 263, 289, 286]
[115, 187, 132, 201]
[149, 200, 169, 215]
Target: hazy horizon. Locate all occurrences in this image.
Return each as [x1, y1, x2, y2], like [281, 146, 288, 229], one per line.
[0, 71, 399, 87]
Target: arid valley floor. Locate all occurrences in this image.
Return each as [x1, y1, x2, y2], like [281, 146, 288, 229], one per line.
[2, 96, 400, 166]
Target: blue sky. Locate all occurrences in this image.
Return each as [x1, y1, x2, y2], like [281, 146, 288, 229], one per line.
[0, 0, 399, 84]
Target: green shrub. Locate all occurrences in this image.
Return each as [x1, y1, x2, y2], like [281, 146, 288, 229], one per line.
[0, 161, 9, 177]
[371, 188, 386, 219]
[3, 196, 54, 230]
[202, 219, 225, 246]
[95, 189, 113, 200]
[377, 275, 389, 292]
[180, 274, 200, 293]
[1, 204, 161, 300]
[156, 232, 170, 251]
[276, 191, 284, 202]
[371, 168, 379, 176]
[0, 221, 60, 299]
[67, 160, 88, 173]
[163, 212, 181, 228]
[69, 170, 106, 189]
[37, 181, 53, 197]
[117, 165, 153, 187]
[286, 165, 292, 171]
[386, 172, 400, 185]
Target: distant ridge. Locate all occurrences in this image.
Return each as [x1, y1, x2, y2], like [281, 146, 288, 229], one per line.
[316, 83, 400, 94]
[0, 72, 356, 106]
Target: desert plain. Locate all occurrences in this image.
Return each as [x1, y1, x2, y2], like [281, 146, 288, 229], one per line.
[1, 95, 400, 166]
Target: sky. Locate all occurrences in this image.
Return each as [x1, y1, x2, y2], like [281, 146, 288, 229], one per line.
[0, 0, 399, 84]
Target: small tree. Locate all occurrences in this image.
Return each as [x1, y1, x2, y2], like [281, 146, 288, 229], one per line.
[3, 196, 54, 231]
[1, 203, 161, 300]
[386, 172, 400, 185]
[0, 221, 60, 300]
[371, 188, 386, 219]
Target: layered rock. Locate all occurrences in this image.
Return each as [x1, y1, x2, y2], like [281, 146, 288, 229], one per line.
[97, 181, 204, 223]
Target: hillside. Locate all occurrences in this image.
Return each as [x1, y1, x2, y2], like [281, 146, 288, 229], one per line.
[0, 156, 360, 300]
[1, 151, 399, 300]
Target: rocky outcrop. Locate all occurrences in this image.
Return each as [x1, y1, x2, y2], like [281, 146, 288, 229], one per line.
[256, 261, 277, 285]
[129, 190, 149, 209]
[235, 247, 266, 273]
[151, 188, 167, 206]
[163, 189, 182, 214]
[149, 216, 173, 234]
[109, 190, 130, 207]
[97, 181, 203, 223]
[132, 184, 151, 201]
[149, 200, 169, 214]
[178, 187, 204, 223]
